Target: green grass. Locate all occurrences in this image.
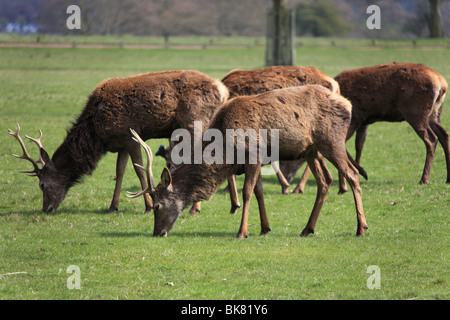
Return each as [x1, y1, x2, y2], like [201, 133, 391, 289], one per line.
[0, 40, 449, 300]
[1, 33, 448, 50]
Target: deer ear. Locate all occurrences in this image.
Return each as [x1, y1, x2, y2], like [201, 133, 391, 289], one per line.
[155, 144, 167, 158]
[40, 148, 52, 167]
[161, 167, 172, 189]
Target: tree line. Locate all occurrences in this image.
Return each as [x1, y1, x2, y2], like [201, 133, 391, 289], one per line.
[0, 0, 448, 38]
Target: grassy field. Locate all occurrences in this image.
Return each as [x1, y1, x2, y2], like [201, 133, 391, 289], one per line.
[0, 39, 449, 300]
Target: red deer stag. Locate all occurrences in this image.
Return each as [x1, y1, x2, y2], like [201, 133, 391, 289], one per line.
[222, 66, 341, 194]
[128, 85, 368, 238]
[285, 62, 449, 193]
[157, 66, 344, 198]
[8, 70, 228, 213]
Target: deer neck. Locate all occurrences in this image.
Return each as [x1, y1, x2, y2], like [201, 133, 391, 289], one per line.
[52, 119, 106, 187]
[171, 163, 232, 205]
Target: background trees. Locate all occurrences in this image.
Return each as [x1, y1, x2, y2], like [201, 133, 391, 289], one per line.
[0, 0, 448, 38]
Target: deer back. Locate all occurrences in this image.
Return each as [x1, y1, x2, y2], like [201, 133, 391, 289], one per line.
[87, 70, 228, 149]
[335, 62, 448, 123]
[222, 66, 340, 98]
[210, 85, 352, 161]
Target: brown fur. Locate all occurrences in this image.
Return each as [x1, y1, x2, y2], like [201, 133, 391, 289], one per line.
[90, 70, 227, 143]
[339, 62, 449, 185]
[293, 62, 449, 191]
[159, 66, 340, 213]
[148, 85, 368, 238]
[221, 66, 341, 195]
[222, 66, 340, 98]
[13, 70, 228, 213]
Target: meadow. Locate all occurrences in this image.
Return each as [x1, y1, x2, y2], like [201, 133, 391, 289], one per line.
[0, 38, 449, 300]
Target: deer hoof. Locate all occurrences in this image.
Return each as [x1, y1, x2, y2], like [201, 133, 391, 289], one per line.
[361, 169, 368, 180]
[189, 208, 200, 215]
[300, 228, 314, 237]
[107, 206, 118, 213]
[230, 204, 241, 215]
[236, 232, 248, 239]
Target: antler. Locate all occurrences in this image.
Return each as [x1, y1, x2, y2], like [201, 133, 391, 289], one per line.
[7, 123, 45, 176]
[126, 129, 155, 198]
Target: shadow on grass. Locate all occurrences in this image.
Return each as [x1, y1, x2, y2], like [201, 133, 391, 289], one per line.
[0, 207, 128, 216]
[100, 230, 236, 238]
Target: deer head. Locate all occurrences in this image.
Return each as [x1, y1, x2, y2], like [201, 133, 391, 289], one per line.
[8, 124, 69, 213]
[127, 129, 184, 236]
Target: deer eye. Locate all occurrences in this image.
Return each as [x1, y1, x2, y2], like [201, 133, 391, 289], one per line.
[154, 204, 160, 211]
[39, 182, 45, 191]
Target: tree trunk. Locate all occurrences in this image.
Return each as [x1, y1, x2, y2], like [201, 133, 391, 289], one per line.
[265, 0, 294, 66]
[428, 0, 444, 38]
[273, 0, 283, 65]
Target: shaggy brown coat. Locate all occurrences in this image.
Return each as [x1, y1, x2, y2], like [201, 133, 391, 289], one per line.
[221, 65, 341, 195]
[147, 85, 368, 238]
[16, 70, 228, 213]
[337, 62, 449, 185]
[282, 62, 449, 192]
[222, 65, 339, 98]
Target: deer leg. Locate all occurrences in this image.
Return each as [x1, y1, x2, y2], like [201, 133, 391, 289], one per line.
[292, 162, 310, 194]
[324, 147, 368, 236]
[429, 119, 450, 183]
[253, 173, 271, 235]
[300, 152, 332, 237]
[129, 145, 153, 213]
[228, 175, 241, 214]
[189, 202, 201, 215]
[337, 173, 347, 194]
[355, 125, 368, 165]
[108, 150, 130, 213]
[345, 163, 367, 236]
[279, 160, 303, 183]
[337, 126, 368, 195]
[400, 106, 439, 184]
[272, 162, 290, 194]
[415, 125, 438, 184]
[236, 164, 261, 239]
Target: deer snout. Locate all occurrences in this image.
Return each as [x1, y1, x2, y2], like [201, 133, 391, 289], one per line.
[153, 230, 168, 237]
[42, 203, 56, 213]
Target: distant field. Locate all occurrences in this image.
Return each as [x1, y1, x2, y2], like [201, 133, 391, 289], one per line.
[1, 33, 449, 50]
[0, 37, 449, 300]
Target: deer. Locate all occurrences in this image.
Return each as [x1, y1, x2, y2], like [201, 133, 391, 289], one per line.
[127, 85, 368, 238]
[284, 62, 449, 194]
[8, 70, 229, 213]
[222, 66, 341, 195]
[156, 66, 350, 202]
[222, 66, 340, 99]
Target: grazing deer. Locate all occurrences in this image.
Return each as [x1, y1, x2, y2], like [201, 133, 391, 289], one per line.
[158, 66, 343, 197]
[287, 62, 449, 193]
[128, 85, 368, 238]
[222, 66, 341, 194]
[8, 70, 228, 213]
